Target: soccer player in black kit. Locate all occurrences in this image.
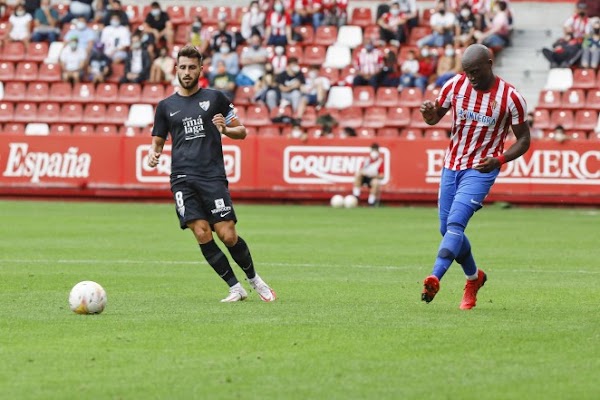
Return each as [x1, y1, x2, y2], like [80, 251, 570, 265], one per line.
[147, 45, 276, 302]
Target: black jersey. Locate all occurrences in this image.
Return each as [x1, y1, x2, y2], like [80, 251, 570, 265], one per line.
[152, 88, 238, 181]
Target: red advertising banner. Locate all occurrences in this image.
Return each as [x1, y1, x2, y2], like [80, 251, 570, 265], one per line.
[1, 134, 599, 205]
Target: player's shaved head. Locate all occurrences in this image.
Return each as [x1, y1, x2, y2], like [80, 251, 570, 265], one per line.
[461, 44, 495, 91]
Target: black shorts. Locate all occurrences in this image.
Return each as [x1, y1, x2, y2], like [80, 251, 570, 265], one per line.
[170, 178, 237, 230]
[361, 176, 374, 187]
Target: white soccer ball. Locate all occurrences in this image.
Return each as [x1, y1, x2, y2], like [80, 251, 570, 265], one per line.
[330, 194, 344, 208]
[68, 281, 107, 314]
[344, 194, 358, 208]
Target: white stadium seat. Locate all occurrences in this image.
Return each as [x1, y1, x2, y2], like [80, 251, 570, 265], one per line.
[335, 25, 363, 49]
[125, 104, 154, 127]
[323, 45, 352, 69]
[25, 123, 50, 136]
[325, 86, 353, 109]
[544, 68, 573, 91]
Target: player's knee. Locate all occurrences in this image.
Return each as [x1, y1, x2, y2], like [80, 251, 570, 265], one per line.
[216, 226, 238, 247]
[437, 248, 456, 260]
[188, 221, 212, 242]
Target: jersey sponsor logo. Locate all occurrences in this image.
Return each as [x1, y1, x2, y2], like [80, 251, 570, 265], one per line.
[135, 145, 241, 183]
[425, 148, 600, 185]
[211, 198, 232, 216]
[199, 101, 210, 111]
[283, 146, 391, 184]
[457, 108, 497, 126]
[2, 142, 91, 183]
[183, 116, 206, 140]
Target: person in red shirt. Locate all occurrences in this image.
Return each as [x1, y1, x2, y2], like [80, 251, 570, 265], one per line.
[377, 1, 408, 46]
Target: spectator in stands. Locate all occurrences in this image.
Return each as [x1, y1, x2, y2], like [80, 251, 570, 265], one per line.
[61, 0, 94, 24]
[270, 45, 288, 74]
[265, 0, 295, 46]
[564, 2, 591, 41]
[296, 64, 331, 118]
[210, 60, 237, 101]
[377, 1, 409, 46]
[581, 18, 600, 69]
[454, 3, 477, 47]
[236, 33, 269, 86]
[86, 41, 112, 83]
[59, 37, 87, 84]
[102, 0, 129, 27]
[189, 17, 210, 57]
[149, 46, 174, 84]
[392, 0, 418, 29]
[474, 0, 510, 49]
[0, 1, 9, 22]
[352, 40, 384, 88]
[398, 48, 419, 90]
[211, 20, 237, 52]
[64, 16, 97, 55]
[31, 0, 59, 43]
[211, 40, 240, 79]
[143, 1, 173, 50]
[400, 46, 436, 93]
[100, 12, 130, 63]
[292, 0, 324, 29]
[418, 0, 456, 48]
[550, 125, 568, 143]
[526, 112, 545, 140]
[322, 0, 348, 27]
[241, 0, 266, 42]
[7, 3, 32, 48]
[430, 44, 461, 89]
[352, 142, 384, 207]
[254, 70, 281, 111]
[119, 33, 151, 84]
[273, 57, 305, 120]
[542, 31, 582, 68]
[24, 0, 40, 16]
[375, 50, 401, 87]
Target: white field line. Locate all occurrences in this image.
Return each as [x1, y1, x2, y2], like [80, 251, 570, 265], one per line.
[0, 259, 599, 274]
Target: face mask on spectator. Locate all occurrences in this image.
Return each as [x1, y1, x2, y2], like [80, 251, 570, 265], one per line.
[275, 46, 284, 56]
[460, 9, 471, 18]
[220, 46, 230, 54]
[69, 41, 77, 50]
[445, 48, 455, 57]
[192, 24, 201, 33]
[390, 9, 399, 16]
[274, 4, 283, 13]
[151, 9, 160, 17]
[251, 6, 259, 14]
[308, 70, 318, 79]
[421, 49, 429, 57]
[132, 42, 141, 50]
[16, 9, 25, 16]
[291, 65, 300, 73]
[76, 21, 86, 30]
[111, 19, 120, 27]
[365, 43, 374, 52]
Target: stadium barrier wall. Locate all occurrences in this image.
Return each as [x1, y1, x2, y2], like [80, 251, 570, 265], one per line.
[1, 134, 599, 205]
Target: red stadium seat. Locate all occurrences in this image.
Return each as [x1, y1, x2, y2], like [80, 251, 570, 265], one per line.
[350, 8, 373, 27]
[13, 102, 37, 123]
[2, 81, 26, 101]
[124, 4, 142, 24]
[1, 41, 25, 62]
[399, 87, 423, 108]
[0, 22, 9, 41]
[410, 107, 431, 129]
[233, 105, 246, 121]
[401, 128, 423, 139]
[314, 26, 338, 46]
[294, 26, 314, 44]
[319, 67, 339, 84]
[532, 109, 550, 130]
[234, 86, 256, 105]
[355, 127, 377, 138]
[166, 5, 188, 25]
[550, 110, 574, 130]
[256, 125, 281, 136]
[386, 106, 411, 127]
[537, 89, 561, 110]
[174, 24, 190, 45]
[37, 63, 61, 82]
[420, 8, 435, 27]
[286, 45, 303, 62]
[108, 63, 125, 83]
[37, 103, 62, 123]
[72, 124, 95, 135]
[95, 124, 119, 136]
[338, 106, 364, 128]
[48, 82, 72, 102]
[60, 103, 84, 124]
[0, 61, 15, 80]
[83, 103, 107, 124]
[3, 122, 26, 135]
[49, 123, 72, 135]
[188, 6, 210, 23]
[377, 127, 401, 137]
[95, 83, 119, 103]
[303, 45, 326, 66]
[585, 89, 600, 110]
[300, 106, 317, 127]
[28, 82, 49, 102]
[353, 86, 375, 107]
[118, 84, 142, 103]
[209, 6, 232, 24]
[375, 87, 399, 107]
[363, 25, 380, 42]
[141, 84, 165, 105]
[106, 104, 130, 124]
[14, 62, 39, 81]
[424, 128, 448, 140]
[0, 101, 15, 122]
[244, 104, 271, 126]
[562, 88, 585, 109]
[119, 126, 142, 136]
[574, 109, 598, 131]
[566, 130, 588, 140]
[423, 87, 441, 102]
[571, 68, 597, 90]
[25, 42, 49, 62]
[408, 27, 432, 46]
[72, 83, 96, 102]
[363, 106, 387, 128]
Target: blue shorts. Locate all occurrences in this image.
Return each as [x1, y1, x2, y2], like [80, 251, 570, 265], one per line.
[438, 168, 499, 224]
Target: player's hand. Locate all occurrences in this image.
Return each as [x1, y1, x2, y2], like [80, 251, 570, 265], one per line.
[420, 99, 439, 123]
[147, 150, 161, 168]
[212, 113, 226, 134]
[474, 157, 501, 173]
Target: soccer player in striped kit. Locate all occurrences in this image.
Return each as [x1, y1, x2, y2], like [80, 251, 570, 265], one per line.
[419, 44, 531, 309]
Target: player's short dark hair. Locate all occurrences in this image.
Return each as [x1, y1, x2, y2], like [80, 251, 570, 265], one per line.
[177, 45, 203, 65]
[371, 143, 379, 150]
[288, 57, 299, 64]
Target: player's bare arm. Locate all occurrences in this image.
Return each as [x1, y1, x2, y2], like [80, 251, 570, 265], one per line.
[420, 99, 449, 126]
[474, 122, 531, 172]
[148, 136, 166, 168]
[212, 114, 247, 140]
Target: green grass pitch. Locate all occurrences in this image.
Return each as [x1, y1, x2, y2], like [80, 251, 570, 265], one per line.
[0, 200, 598, 399]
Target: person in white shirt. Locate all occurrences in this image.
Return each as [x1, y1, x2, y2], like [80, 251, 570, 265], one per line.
[236, 33, 268, 86]
[59, 38, 88, 83]
[352, 143, 385, 207]
[240, 0, 266, 42]
[417, 0, 456, 48]
[475, 0, 511, 49]
[8, 3, 32, 47]
[100, 14, 131, 62]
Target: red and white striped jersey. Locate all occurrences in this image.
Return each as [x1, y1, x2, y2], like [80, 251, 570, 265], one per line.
[267, 11, 291, 36]
[361, 155, 384, 178]
[354, 48, 384, 75]
[436, 73, 527, 170]
[563, 13, 591, 39]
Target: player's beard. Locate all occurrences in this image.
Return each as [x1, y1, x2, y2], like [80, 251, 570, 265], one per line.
[178, 74, 199, 90]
